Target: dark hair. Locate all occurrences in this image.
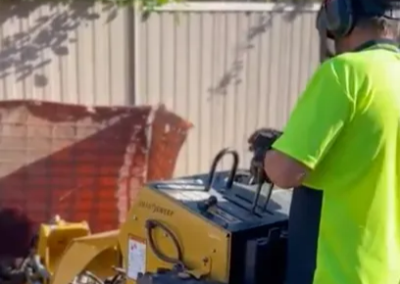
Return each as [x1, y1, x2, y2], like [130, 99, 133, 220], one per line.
[0, 207, 36, 258]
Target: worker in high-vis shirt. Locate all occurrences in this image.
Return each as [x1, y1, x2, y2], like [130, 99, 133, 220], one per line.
[248, 0, 400, 283]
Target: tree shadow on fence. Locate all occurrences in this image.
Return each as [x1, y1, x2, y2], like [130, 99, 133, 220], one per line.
[208, 2, 316, 97]
[0, 0, 120, 87]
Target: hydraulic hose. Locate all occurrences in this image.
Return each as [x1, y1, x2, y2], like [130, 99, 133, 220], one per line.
[145, 219, 186, 269]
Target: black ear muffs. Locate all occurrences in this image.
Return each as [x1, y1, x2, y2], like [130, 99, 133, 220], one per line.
[316, 0, 354, 38]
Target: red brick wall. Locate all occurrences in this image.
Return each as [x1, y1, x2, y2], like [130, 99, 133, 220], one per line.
[0, 101, 191, 256]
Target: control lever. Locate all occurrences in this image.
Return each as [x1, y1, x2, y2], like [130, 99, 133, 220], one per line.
[250, 168, 264, 214]
[197, 196, 218, 213]
[261, 183, 274, 212]
[204, 148, 239, 192]
[250, 168, 274, 214]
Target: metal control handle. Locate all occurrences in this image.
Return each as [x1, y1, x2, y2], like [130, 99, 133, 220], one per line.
[250, 169, 264, 214]
[250, 168, 274, 214]
[204, 148, 239, 192]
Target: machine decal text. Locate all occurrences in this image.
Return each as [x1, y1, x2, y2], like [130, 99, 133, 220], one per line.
[138, 201, 174, 216]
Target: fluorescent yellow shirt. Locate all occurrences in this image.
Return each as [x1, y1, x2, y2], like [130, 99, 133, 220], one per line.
[273, 41, 400, 284]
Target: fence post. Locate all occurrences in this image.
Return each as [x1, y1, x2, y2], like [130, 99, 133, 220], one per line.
[131, 4, 142, 105]
[125, 7, 136, 105]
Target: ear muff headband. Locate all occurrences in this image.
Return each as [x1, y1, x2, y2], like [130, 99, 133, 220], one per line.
[316, 0, 354, 39]
[317, 0, 400, 39]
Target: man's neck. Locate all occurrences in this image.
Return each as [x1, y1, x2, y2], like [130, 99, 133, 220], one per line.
[353, 38, 399, 51]
[348, 29, 397, 51]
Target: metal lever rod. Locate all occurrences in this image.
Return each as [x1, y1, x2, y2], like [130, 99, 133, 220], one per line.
[261, 183, 274, 212]
[250, 170, 275, 214]
[204, 148, 239, 192]
[250, 169, 264, 214]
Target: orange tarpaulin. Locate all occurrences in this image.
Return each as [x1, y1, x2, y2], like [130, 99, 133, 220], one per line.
[0, 101, 191, 240]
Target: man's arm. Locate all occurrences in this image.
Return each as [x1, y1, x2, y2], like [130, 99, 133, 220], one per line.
[264, 59, 355, 189]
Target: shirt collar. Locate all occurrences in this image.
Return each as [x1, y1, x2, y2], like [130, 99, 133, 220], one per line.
[353, 39, 399, 53]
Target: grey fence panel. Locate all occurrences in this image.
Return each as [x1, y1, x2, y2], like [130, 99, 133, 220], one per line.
[137, 3, 321, 176]
[0, 1, 130, 106]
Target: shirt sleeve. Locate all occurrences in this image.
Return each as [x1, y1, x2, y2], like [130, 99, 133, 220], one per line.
[272, 58, 355, 170]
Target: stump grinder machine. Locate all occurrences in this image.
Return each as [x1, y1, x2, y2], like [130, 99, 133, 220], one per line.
[1, 148, 292, 284]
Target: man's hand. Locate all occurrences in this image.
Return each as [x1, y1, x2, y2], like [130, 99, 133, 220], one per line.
[247, 128, 282, 151]
[248, 128, 283, 183]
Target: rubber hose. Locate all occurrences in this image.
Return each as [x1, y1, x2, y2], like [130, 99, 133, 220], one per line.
[145, 219, 185, 268]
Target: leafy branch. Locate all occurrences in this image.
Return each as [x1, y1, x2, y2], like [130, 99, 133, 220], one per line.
[0, 0, 181, 13]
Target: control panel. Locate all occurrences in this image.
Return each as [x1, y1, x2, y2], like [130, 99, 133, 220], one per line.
[147, 149, 292, 232]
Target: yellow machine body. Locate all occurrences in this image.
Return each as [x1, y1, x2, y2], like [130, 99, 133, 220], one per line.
[47, 149, 291, 284]
[116, 172, 290, 284]
[118, 185, 232, 284]
[48, 170, 291, 284]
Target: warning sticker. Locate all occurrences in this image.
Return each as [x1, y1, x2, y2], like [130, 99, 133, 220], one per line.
[127, 238, 146, 280]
